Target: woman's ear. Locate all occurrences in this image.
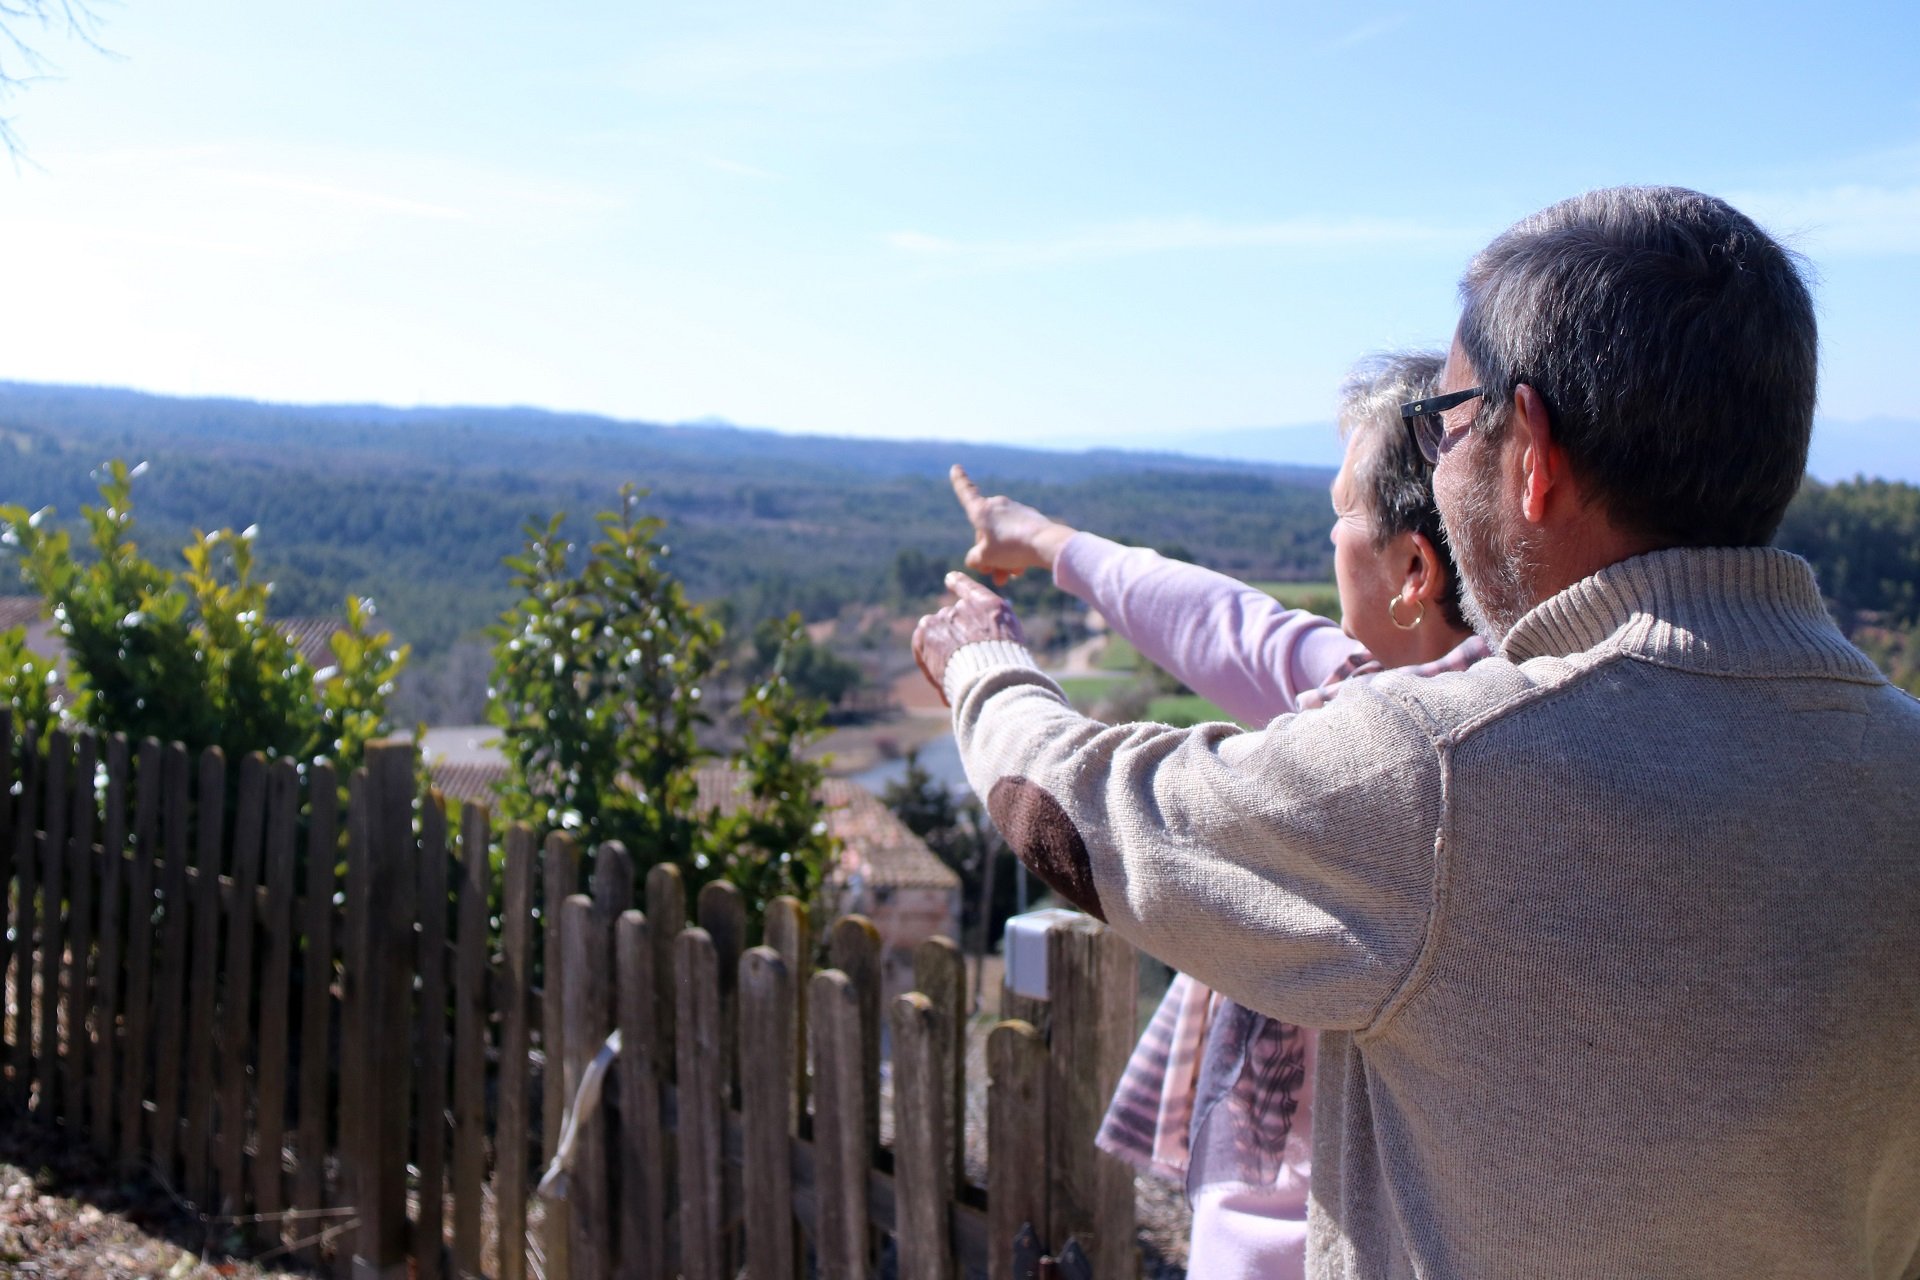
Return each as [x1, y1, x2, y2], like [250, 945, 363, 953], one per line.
[1403, 530, 1447, 604]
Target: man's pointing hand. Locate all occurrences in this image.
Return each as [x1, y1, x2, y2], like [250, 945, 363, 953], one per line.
[912, 571, 1028, 705]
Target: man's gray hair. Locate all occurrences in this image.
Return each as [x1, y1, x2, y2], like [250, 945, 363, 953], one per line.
[1338, 350, 1466, 631]
[1458, 185, 1816, 548]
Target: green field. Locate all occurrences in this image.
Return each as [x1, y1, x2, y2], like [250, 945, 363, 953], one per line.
[1251, 580, 1341, 620]
[1096, 635, 1141, 671]
[1146, 694, 1231, 727]
[1056, 674, 1130, 710]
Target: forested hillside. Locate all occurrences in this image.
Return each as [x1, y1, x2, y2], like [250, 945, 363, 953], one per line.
[0, 383, 1340, 718]
[2, 382, 1915, 720]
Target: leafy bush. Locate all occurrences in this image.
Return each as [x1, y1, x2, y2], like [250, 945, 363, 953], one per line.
[0, 460, 406, 770]
[488, 486, 837, 920]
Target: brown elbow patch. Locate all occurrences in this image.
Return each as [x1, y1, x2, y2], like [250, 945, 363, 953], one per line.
[987, 777, 1104, 921]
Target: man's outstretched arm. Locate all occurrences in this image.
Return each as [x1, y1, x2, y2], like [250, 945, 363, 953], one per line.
[917, 573, 1446, 1032]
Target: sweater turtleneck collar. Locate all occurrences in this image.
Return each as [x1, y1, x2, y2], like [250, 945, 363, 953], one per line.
[1498, 545, 1885, 683]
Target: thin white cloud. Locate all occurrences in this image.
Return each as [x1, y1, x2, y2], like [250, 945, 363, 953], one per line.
[1321, 13, 1410, 53]
[885, 214, 1464, 269]
[1734, 182, 1920, 256]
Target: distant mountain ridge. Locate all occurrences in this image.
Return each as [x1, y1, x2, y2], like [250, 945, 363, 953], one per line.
[0, 381, 1335, 487]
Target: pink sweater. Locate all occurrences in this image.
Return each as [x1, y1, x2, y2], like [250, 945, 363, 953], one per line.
[1054, 533, 1367, 726]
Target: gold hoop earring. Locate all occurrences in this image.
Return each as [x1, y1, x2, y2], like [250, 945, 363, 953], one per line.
[1388, 596, 1424, 631]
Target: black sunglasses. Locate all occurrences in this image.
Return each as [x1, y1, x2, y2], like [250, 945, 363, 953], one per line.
[1401, 387, 1486, 465]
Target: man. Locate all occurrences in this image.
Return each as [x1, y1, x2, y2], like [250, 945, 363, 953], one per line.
[914, 186, 1920, 1278]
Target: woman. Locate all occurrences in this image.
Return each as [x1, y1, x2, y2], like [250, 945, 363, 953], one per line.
[950, 351, 1487, 1280]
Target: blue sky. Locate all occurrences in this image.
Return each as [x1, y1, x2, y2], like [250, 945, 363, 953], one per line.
[2, 1, 1916, 474]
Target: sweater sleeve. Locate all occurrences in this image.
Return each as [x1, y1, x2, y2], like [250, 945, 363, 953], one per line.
[1053, 532, 1368, 724]
[945, 641, 1444, 1032]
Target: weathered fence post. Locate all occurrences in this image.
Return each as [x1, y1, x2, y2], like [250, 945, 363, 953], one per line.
[615, 909, 666, 1280]
[217, 753, 269, 1218]
[254, 757, 301, 1239]
[451, 801, 493, 1277]
[810, 968, 870, 1280]
[894, 991, 958, 1280]
[413, 794, 451, 1280]
[740, 946, 797, 1280]
[145, 742, 192, 1171]
[493, 822, 538, 1280]
[1045, 920, 1137, 1280]
[675, 925, 726, 1280]
[89, 733, 130, 1156]
[116, 738, 159, 1162]
[988, 1020, 1048, 1280]
[3, 726, 35, 1110]
[36, 729, 70, 1121]
[295, 762, 338, 1263]
[764, 896, 811, 1122]
[539, 832, 580, 1280]
[353, 739, 419, 1280]
[828, 915, 882, 1164]
[62, 732, 99, 1133]
[914, 936, 968, 1192]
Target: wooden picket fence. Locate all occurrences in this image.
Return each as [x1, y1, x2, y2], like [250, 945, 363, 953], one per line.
[0, 722, 1145, 1279]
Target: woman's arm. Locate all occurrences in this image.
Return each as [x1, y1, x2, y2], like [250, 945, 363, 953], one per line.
[1055, 533, 1365, 725]
[947, 464, 1367, 724]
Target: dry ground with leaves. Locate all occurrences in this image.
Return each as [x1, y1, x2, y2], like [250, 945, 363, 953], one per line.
[0, 1116, 315, 1280]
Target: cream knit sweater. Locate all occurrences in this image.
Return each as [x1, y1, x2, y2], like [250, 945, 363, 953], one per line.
[946, 547, 1920, 1279]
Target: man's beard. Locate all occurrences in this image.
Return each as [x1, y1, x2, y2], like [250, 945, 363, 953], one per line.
[1442, 443, 1539, 645]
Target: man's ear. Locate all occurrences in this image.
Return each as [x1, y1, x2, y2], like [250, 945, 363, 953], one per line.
[1512, 383, 1563, 525]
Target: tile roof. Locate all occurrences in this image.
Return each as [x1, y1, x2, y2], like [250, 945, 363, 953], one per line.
[0, 597, 41, 630]
[424, 758, 959, 892]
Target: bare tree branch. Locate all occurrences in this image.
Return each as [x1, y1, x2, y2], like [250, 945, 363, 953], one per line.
[0, 0, 111, 158]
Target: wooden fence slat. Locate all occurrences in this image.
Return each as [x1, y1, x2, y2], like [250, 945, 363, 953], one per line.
[541, 832, 580, 1165]
[615, 910, 665, 1280]
[450, 801, 491, 1278]
[356, 740, 418, 1277]
[180, 747, 227, 1201]
[0, 712, 15, 1099]
[294, 762, 338, 1263]
[5, 729, 38, 1108]
[828, 915, 883, 1163]
[740, 947, 796, 1280]
[36, 729, 71, 1121]
[412, 794, 451, 1280]
[493, 823, 537, 1280]
[695, 880, 745, 1111]
[1044, 921, 1137, 1280]
[117, 738, 161, 1163]
[593, 842, 634, 926]
[558, 893, 611, 1280]
[148, 743, 194, 1179]
[340, 766, 371, 1278]
[90, 734, 129, 1155]
[674, 925, 724, 1280]
[63, 732, 99, 1133]
[218, 753, 269, 1217]
[810, 969, 870, 1280]
[987, 1021, 1048, 1280]
[254, 759, 300, 1239]
[539, 832, 580, 1280]
[763, 896, 811, 1124]
[893, 992, 957, 1280]
[0, 709, 12, 1047]
[914, 937, 968, 1193]
[643, 863, 684, 1084]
